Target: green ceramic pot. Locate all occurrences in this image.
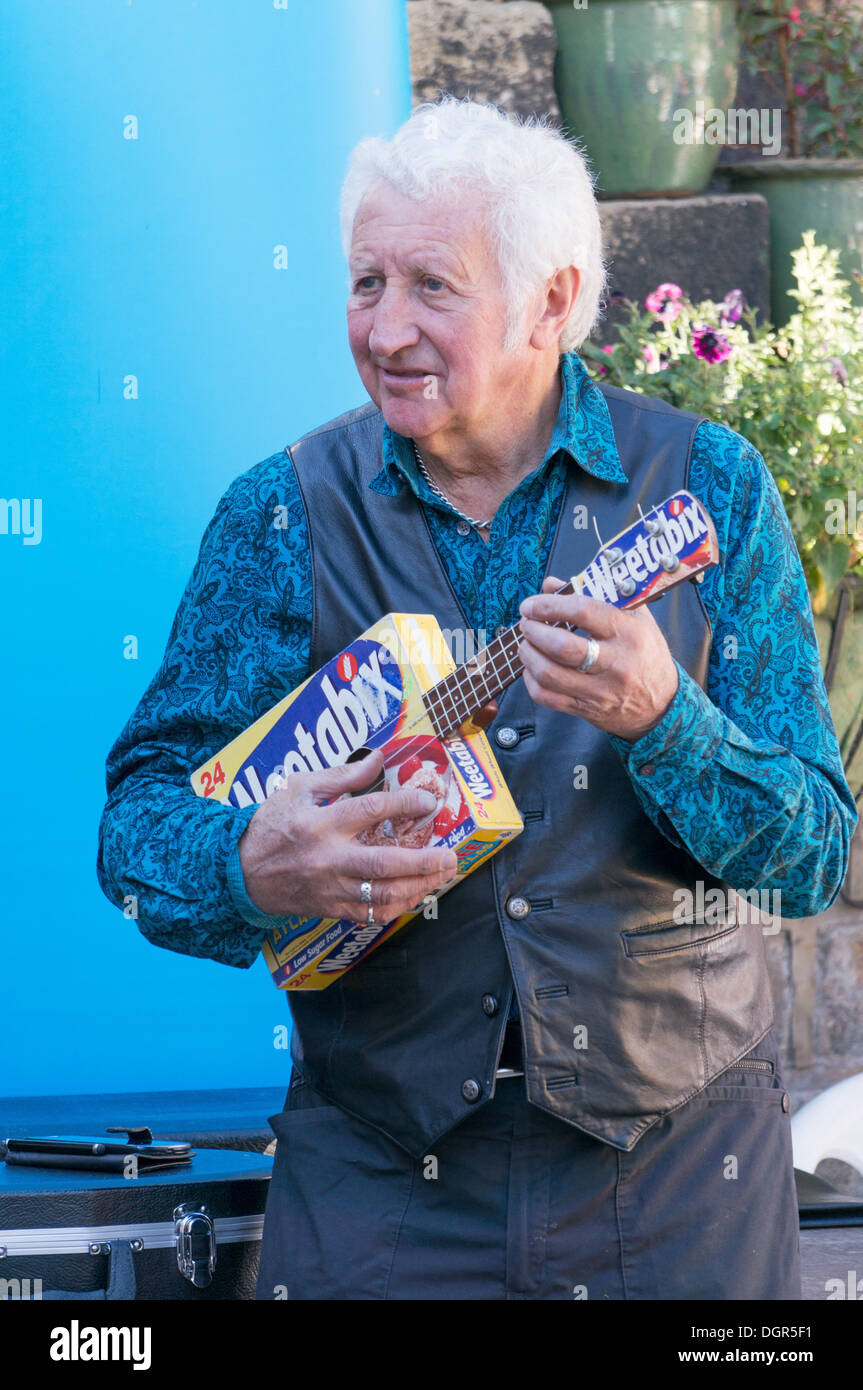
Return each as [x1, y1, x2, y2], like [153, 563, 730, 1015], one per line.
[547, 0, 740, 198]
[728, 159, 863, 326]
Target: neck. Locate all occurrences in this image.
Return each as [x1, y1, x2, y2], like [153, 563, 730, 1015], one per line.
[423, 576, 577, 737]
[413, 355, 563, 507]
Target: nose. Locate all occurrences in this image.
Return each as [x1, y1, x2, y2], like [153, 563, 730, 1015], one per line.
[367, 285, 420, 361]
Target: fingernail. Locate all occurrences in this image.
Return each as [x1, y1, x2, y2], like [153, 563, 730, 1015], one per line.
[520, 598, 534, 617]
[417, 791, 436, 811]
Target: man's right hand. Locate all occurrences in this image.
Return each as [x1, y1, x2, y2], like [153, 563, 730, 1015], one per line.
[237, 748, 458, 923]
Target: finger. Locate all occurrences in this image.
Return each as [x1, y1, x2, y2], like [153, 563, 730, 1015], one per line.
[332, 785, 442, 835]
[343, 842, 459, 882]
[519, 589, 620, 638]
[518, 614, 598, 670]
[522, 665, 588, 716]
[306, 748, 385, 803]
[541, 575, 568, 593]
[347, 871, 456, 918]
[519, 634, 600, 699]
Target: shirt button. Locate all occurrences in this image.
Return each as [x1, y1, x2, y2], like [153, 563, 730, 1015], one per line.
[506, 896, 531, 920]
[481, 994, 499, 1017]
[456, 519, 471, 537]
[495, 726, 519, 749]
[461, 1078, 482, 1103]
[639, 763, 655, 776]
[495, 625, 507, 638]
[781, 1092, 790, 1113]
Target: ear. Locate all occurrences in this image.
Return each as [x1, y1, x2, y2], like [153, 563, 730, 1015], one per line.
[530, 266, 581, 350]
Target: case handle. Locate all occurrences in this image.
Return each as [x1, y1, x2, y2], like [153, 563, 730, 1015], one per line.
[41, 1238, 137, 1300]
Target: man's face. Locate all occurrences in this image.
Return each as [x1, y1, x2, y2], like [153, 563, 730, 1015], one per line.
[347, 183, 532, 444]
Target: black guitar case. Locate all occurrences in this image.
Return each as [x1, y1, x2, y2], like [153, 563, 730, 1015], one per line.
[0, 1147, 272, 1300]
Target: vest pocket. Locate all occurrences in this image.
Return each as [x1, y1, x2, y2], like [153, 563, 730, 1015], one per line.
[621, 914, 739, 958]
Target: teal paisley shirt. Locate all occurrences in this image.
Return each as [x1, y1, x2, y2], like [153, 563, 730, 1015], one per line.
[97, 352, 858, 978]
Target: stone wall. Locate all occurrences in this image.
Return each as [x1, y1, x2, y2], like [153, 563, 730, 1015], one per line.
[406, 0, 560, 123]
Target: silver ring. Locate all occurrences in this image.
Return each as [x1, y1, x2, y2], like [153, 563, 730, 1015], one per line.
[577, 637, 599, 674]
[360, 879, 375, 926]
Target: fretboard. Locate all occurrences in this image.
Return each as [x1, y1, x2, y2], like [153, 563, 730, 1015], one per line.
[422, 578, 577, 738]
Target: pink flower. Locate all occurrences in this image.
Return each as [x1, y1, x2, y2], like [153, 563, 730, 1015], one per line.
[794, 84, 808, 97]
[645, 282, 683, 323]
[692, 325, 732, 364]
[719, 289, 746, 326]
[641, 344, 672, 373]
[828, 356, 848, 384]
[789, 5, 801, 21]
[601, 344, 616, 354]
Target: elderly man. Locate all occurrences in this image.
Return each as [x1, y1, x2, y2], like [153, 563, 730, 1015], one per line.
[98, 97, 856, 1301]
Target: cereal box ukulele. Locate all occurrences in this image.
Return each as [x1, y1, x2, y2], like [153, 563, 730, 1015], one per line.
[191, 490, 719, 991]
[191, 613, 523, 990]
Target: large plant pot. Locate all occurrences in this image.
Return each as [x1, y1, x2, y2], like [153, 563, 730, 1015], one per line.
[547, 0, 739, 198]
[728, 159, 863, 326]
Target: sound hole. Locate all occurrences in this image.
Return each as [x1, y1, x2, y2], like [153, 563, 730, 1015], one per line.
[346, 746, 386, 796]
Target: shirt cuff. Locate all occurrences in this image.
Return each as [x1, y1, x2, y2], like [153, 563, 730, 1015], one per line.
[608, 660, 725, 784]
[225, 839, 292, 934]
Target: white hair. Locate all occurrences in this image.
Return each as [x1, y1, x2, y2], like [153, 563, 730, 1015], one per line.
[340, 95, 606, 353]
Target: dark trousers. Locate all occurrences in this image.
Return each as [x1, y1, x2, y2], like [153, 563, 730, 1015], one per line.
[255, 1028, 801, 1300]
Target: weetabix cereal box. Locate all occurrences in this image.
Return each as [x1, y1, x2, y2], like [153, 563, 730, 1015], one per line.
[191, 613, 523, 989]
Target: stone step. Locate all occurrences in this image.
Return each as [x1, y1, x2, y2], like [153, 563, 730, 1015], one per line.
[596, 193, 771, 340]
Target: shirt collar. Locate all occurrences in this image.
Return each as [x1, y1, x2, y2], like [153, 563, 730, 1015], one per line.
[370, 350, 627, 500]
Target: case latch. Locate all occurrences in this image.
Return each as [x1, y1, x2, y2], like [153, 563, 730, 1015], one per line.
[106, 1125, 154, 1145]
[173, 1202, 216, 1288]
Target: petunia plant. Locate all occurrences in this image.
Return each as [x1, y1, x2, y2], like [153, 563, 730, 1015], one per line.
[581, 233, 863, 612]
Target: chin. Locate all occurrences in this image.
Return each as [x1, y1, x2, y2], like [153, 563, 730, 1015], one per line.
[378, 396, 444, 440]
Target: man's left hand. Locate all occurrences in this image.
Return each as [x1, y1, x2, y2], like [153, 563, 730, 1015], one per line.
[517, 576, 679, 742]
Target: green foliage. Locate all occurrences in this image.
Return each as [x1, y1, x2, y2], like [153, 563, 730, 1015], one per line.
[737, 0, 863, 158]
[582, 234, 863, 610]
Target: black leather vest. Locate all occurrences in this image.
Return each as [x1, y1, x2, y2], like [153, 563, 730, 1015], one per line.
[285, 384, 775, 1157]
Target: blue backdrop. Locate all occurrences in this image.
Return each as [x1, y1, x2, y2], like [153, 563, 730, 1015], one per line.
[0, 0, 412, 1097]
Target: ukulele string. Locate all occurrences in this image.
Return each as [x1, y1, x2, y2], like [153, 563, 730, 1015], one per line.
[338, 493, 708, 756]
[351, 576, 580, 753]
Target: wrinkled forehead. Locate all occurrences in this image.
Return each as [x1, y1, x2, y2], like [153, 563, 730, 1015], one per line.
[348, 180, 495, 276]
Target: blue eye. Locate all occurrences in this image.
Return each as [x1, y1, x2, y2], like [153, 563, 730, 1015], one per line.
[424, 277, 445, 292]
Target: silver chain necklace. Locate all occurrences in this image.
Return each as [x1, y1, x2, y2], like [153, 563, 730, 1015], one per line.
[412, 442, 494, 531]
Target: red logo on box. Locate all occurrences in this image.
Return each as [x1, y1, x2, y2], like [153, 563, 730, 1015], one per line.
[336, 652, 359, 681]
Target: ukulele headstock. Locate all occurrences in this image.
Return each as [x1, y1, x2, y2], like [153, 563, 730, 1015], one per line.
[568, 491, 718, 610]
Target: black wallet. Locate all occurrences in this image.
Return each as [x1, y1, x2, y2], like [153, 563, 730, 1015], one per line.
[2, 1126, 195, 1172]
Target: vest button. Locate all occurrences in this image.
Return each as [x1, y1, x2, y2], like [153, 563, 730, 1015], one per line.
[495, 726, 519, 749]
[481, 993, 499, 1017]
[461, 1078, 482, 1103]
[506, 896, 531, 920]
[781, 1092, 790, 1113]
[495, 625, 507, 638]
[456, 519, 471, 537]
